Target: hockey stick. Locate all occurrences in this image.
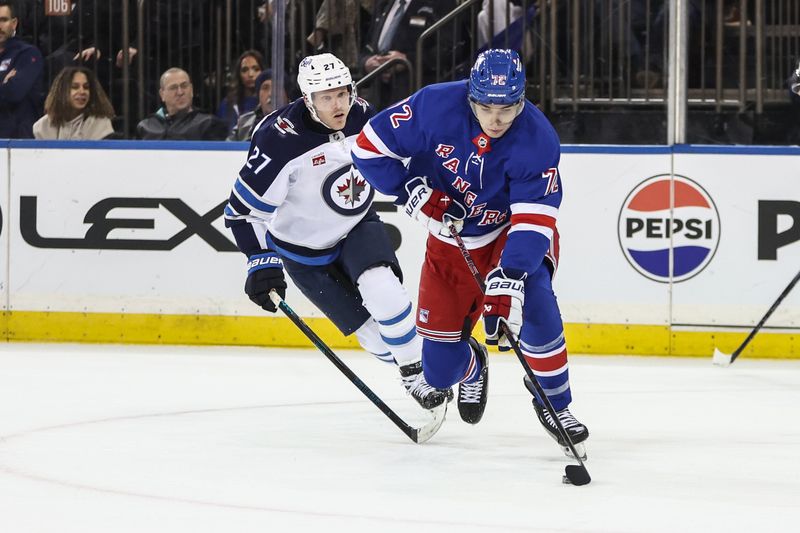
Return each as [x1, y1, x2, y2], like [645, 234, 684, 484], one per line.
[269, 291, 446, 444]
[713, 268, 800, 367]
[445, 222, 591, 486]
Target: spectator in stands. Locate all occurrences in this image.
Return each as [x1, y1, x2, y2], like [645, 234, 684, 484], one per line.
[307, 0, 372, 69]
[360, 0, 466, 108]
[228, 68, 287, 141]
[137, 67, 227, 140]
[26, 1, 137, 82]
[0, 0, 44, 138]
[32, 65, 114, 139]
[788, 59, 800, 145]
[477, 0, 536, 51]
[217, 50, 264, 131]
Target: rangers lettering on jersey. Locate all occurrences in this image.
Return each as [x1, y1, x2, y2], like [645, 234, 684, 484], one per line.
[351, 79, 562, 276]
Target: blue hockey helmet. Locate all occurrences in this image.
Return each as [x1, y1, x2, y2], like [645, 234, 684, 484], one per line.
[469, 49, 525, 105]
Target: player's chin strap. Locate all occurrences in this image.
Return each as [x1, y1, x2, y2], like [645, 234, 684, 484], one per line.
[443, 222, 591, 486]
[268, 290, 446, 444]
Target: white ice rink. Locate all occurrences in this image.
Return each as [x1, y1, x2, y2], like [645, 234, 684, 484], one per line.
[0, 342, 798, 533]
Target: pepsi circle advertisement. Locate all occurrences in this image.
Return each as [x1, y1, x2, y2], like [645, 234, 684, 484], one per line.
[618, 174, 720, 283]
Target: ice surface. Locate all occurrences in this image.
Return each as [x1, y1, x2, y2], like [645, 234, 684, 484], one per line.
[1, 343, 798, 532]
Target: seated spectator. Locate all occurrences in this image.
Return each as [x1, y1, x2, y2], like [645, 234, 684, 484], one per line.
[0, 0, 44, 138]
[137, 67, 228, 140]
[217, 50, 264, 131]
[228, 68, 287, 141]
[33, 66, 115, 140]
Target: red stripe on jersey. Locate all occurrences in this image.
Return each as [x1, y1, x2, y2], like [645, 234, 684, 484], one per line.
[356, 130, 381, 154]
[510, 213, 556, 229]
[524, 348, 568, 372]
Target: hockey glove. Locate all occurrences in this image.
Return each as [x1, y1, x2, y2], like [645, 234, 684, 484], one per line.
[482, 267, 525, 351]
[244, 252, 287, 313]
[403, 176, 466, 237]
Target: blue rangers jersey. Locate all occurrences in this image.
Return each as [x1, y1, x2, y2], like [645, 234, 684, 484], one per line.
[225, 97, 376, 264]
[352, 80, 563, 277]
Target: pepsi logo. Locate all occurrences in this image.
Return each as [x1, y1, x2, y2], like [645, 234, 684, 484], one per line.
[618, 175, 720, 283]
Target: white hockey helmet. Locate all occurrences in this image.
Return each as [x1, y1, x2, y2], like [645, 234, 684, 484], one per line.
[297, 53, 357, 125]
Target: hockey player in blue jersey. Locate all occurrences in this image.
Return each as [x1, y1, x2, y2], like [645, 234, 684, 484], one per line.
[353, 49, 589, 457]
[224, 53, 450, 411]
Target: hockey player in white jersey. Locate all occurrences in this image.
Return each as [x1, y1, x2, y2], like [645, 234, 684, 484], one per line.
[224, 53, 450, 410]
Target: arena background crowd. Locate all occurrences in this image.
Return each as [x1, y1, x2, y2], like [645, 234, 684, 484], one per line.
[1, 0, 798, 143]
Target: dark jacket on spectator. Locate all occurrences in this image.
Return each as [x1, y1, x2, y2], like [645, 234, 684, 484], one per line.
[227, 107, 266, 141]
[0, 36, 44, 138]
[136, 107, 228, 140]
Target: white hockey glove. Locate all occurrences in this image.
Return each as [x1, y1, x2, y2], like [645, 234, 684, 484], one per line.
[403, 176, 466, 237]
[482, 267, 525, 351]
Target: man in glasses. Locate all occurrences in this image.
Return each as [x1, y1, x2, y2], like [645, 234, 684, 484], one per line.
[136, 67, 227, 140]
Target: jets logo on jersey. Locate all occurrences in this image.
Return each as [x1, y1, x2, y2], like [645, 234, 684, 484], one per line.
[354, 97, 369, 113]
[389, 104, 413, 128]
[618, 174, 720, 283]
[322, 164, 375, 216]
[274, 116, 299, 136]
[337, 175, 368, 206]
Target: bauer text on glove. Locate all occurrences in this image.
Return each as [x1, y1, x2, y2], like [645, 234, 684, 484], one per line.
[244, 252, 287, 313]
[403, 176, 466, 236]
[482, 267, 525, 350]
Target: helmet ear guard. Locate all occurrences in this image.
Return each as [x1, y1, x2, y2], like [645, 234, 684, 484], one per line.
[468, 49, 526, 106]
[297, 53, 357, 126]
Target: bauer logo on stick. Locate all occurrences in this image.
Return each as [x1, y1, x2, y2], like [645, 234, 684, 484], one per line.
[618, 174, 720, 283]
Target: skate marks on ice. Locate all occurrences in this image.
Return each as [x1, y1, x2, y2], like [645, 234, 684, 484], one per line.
[0, 344, 798, 532]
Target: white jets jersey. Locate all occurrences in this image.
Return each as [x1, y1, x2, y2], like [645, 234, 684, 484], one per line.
[225, 98, 376, 263]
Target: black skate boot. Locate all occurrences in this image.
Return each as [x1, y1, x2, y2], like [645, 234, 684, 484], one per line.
[399, 361, 452, 409]
[524, 376, 589, 459]
[458, 337, 489, 424]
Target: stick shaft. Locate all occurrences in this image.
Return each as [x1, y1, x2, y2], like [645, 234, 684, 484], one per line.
[731, 269, 800, 363]
[272, 292, 420, 442]
[446, 224, 589, 470]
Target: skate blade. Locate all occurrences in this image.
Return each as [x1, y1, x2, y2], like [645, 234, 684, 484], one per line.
[562, 442, 587, 461]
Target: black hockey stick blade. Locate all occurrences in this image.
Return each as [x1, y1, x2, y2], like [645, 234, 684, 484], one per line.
[563, 465, 591, 486]
[269, 291, 446, 444]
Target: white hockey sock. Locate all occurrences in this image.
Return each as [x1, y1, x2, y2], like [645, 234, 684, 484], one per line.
[357, 266, 421, 367]
[354, 320, 395, 364]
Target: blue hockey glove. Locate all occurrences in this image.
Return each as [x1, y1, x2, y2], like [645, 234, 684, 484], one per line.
[482, 267, 525, 351]
[403, 176, 466, 237]
[244, 252, 286, 313]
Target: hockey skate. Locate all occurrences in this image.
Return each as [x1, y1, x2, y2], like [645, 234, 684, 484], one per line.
[523, 376, 589, 460]
[400, 361, 452, 410]
[458, 337, 489, 424]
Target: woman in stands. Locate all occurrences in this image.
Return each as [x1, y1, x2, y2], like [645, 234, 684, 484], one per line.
[217, 49, 265, 130]
[33, 66, 115, 140]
